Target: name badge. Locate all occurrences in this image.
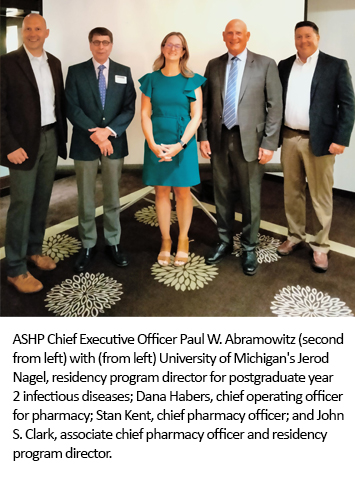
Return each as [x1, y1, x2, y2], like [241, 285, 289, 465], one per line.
[115, 75, 127, 84]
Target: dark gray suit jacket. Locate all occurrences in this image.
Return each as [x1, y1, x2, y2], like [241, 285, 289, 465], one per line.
[198, 50, 283, 162]
[278, 51, 355, 156]
[65, 58, 136, 160]
[0, 46, 67, 170]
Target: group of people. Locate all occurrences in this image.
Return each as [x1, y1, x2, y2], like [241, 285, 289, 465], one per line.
[1, 14, 354, 295]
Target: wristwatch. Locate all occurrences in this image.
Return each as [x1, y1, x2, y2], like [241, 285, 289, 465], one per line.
[179, 140, 187, 149]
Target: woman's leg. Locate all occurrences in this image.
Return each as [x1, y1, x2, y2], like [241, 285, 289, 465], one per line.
[155, 186, 172, 265]
[173, 186, 193, 265]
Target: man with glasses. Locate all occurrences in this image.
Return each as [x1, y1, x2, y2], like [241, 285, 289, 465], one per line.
[66, 27, 136, 272]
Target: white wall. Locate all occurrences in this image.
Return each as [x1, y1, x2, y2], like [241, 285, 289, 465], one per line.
[42, 0, 304, 167]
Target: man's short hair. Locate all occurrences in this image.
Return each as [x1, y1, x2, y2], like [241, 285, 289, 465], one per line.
[88, 27, 113, 43]
[295, 21, 319, 34]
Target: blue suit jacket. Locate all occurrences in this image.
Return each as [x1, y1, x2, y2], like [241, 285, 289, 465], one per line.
[65, 58, 136, 160]
[278, 51, 355, 156]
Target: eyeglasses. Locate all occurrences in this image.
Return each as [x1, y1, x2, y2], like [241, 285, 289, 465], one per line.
[91, 40, 111, 46]
[165, 43, 183, 50]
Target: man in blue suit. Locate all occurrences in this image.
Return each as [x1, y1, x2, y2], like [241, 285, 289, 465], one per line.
[277, 21, 355, 272]
[66, 27, 136, 272]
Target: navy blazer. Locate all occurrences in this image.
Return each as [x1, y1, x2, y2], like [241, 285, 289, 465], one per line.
[65, 58, 136, 160]
[0, 46, 67, 170]
[278, 51, 355, 156]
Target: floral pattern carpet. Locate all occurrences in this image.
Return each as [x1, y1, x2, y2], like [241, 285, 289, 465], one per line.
[1, 197, 354, 317]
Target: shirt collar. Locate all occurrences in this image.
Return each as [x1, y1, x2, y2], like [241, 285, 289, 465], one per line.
[92, 58, 110, 70]
[227, 48, 247, 63]
[23, 44, 47, 62]
[296, 48, 320, 64]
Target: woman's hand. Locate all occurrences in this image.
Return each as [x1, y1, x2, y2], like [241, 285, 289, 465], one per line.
[159, 143, 183, 161]
[149, 143, 174, 162]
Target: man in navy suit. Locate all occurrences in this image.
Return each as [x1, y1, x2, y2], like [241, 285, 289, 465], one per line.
[1, 14, 67, 294]
[277, 21, 355, 272]
[66, 27, 136, 272]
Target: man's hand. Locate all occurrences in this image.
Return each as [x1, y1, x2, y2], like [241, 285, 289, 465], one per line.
[258, 148, 274, 164]
[329, 143, 345, 155]
[199, 140, 211, 159]
[89, 127, 111, 144]
[98, 139, 113, 156]
[7, 148, 28, 164]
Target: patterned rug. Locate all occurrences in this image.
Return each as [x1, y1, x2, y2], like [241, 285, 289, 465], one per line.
[1, 195, 354, 317]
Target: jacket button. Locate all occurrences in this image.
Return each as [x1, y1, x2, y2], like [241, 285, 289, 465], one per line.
[103, 117, 105, 121]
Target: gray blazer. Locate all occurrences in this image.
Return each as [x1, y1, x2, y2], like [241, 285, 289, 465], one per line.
[198, 50, 283, 162]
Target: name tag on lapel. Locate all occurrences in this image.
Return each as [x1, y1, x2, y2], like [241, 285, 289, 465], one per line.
[115, 75, 127, 84]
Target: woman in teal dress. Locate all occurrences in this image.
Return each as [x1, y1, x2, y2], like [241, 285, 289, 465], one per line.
[139, 32, 206, 266]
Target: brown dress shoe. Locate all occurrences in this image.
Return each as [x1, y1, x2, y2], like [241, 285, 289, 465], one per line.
[7, 272, 43, 293]
[312, 251, 328, 272]
[27, 254, 56, 271]
[277, 239, 301, 256]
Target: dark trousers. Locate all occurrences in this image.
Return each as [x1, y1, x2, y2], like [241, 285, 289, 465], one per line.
[211, 126, 265, 251]
[5, 128, 58, 277]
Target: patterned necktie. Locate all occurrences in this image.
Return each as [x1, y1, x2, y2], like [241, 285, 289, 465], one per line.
[223, 57, 239, 129]
[98, 64, 106, 108]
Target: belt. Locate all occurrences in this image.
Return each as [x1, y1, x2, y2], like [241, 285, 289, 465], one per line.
[41, 122, 56, 132]
[285, 126, 309, 135]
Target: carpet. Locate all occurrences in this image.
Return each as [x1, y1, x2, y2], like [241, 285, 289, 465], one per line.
[1, 193, 354, 317]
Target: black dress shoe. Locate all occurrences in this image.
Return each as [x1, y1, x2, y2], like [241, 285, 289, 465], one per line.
[105, 245, 129, 267]
[205, 242, 233, 265]
[74, 247, 96, 273]
[242, 251, 258, 276]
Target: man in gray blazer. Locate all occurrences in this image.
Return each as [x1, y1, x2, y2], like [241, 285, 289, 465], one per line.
[1, 14, 67, 294]
[277, 21, 355, 272]
[66, 27, 136, 272]
[199, 19, 282, 275]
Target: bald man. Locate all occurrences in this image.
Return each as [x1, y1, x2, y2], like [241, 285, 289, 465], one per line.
[198, 19, 282, 275]
[1, 14, 67, 293]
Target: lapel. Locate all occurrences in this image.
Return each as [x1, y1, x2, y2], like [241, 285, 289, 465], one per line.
[84, 59, 103, 110]
[16, 46, 39, 94]
[238, 49, 253, 103]
[104, 59, 116, 112]
[311, 51, 326, 101]
[47, 53, 59, 97]
[218, 53, 228, 103]
[281, 55, 295, 103]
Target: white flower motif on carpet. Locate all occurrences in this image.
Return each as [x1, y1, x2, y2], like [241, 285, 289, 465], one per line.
[135, 205, 178, 227]
[151, 253, 218, 291]
[233, 232, 282, 263]
[45, 273, 123, 317]
[42, 234, 81, 263]
[271, 285, 353, 317]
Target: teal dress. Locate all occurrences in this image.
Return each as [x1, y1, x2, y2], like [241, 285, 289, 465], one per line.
[139, 70, 206, 187]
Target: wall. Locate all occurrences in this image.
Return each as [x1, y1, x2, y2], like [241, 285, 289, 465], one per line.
[308, 0, 355, 192]
[41, 0, 303, 168]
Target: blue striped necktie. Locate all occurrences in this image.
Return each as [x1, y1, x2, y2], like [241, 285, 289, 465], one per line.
[98, 64, 106, 108]
[223, 57, 239, 129]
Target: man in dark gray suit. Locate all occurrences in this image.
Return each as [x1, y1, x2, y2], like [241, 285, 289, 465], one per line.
[277, 21, 355, 272]
[199, 19, 282, 275]
[1, 14, 67, 293]
[66, 27, 136, 272]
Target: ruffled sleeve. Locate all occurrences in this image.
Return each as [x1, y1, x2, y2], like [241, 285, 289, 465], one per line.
[183, 73, 206, 101]
[138, 73, 153, 98]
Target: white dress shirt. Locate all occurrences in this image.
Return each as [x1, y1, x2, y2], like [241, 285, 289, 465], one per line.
[24, 45, 56, 127]
[92, 58, 116, 136]
[284, 49, 319, 131]
[224, 48, 247, 126]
